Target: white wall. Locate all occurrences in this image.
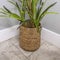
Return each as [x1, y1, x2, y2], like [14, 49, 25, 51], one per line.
[0, 0, 19, 30]
[0, 0, 60, 34]
[41, 0, 60, 34]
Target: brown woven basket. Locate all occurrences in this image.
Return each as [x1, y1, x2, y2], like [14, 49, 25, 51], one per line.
[19, 22, 42, 51]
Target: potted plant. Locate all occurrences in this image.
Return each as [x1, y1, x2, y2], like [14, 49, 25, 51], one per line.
[0, 0, 57, 51]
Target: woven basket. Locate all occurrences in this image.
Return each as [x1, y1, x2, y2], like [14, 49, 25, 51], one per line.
[19, 23, 42, 51]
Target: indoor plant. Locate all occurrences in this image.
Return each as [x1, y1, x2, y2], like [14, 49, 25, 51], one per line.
[0, 0, 57, 51]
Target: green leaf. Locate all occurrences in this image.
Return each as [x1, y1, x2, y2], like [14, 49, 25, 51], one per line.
[0, 12, 7, 15]
[26, 8, 32, 19]
[40, 0, 42, 5]
[8, 0, 16, 6]
[36, 2, 44, 19]
[8, 0, 23, 16]
[9, 13, 23, 21]
[15, 2, 21, 15]
[39, 12, 58, 21]
[0, 8, 8, 13]
[38, 2, 57, 22]
[18, 0, 22, 2]
[36, 0, 47, 19]
[46, 12, 58, 14]
[0, 15, 8, 17]
[3, 6, 11, 13]
[32, 0, 36, 20]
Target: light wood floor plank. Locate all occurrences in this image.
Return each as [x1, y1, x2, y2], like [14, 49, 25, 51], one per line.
[0, 36, 60, 60]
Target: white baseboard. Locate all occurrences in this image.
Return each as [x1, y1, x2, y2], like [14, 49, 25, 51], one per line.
[0, 25, 19, 42]
[0, 25, 60, 48]
[41, 28, 60, 48]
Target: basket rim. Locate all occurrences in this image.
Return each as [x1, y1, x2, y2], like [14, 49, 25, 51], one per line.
[20, 25, 42, 29]
[20, 22, 42, 29]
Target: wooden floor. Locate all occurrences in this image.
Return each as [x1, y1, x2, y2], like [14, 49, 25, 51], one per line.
[0, 36, 60, 60]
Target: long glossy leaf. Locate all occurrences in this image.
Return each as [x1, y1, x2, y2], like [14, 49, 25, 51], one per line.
[39, 11, 58, 22]
[8, 0, 16, 6]
[36, 2, 44, 19]
[18, 0, 22, 2]
[3, 6, 11, 13]
[25, 0, 32, 14]
[38, 2, 57, 22]
[25, 0, 32, 18]
[16, 2, 22, 15]
[9, 13, 23, 21]
[0, 8, 8, 13]
[0, 15, 8, 17]
[22, 0, 26, 18]
[0, 12, 7, 15]
[40, 12, 58, 20]
[40, 0, 42, 5]
[46, 12, 58, 14]
[36, 0, 47, 19]
[32, 0, 37, 20]
[31, 0, 36, 27]
[26, 0, 32, 11]
[8, 0, 23, 16]
[26, 7, 32, 19]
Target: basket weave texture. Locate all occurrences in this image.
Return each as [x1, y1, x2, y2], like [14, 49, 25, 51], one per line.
[19, 25, 41, 51]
